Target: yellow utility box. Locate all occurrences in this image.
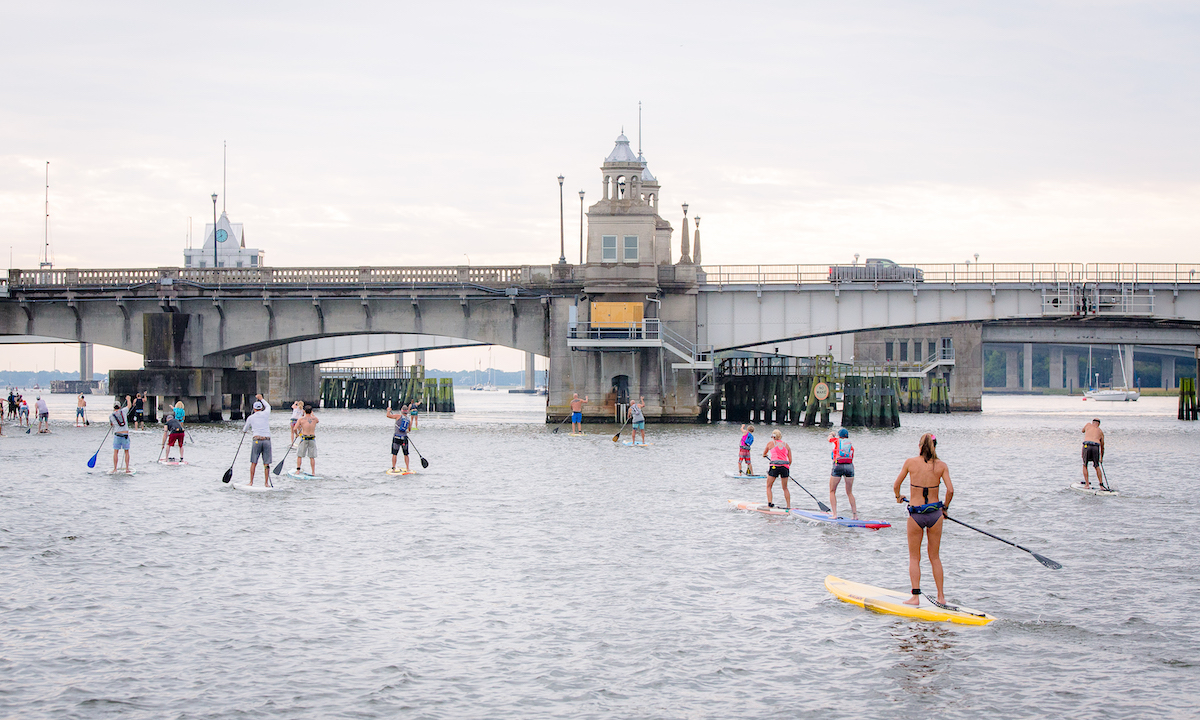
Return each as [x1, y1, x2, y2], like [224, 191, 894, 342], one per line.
[590, 302, 644, 328]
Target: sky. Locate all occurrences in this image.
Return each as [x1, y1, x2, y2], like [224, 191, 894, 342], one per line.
[1, 1, 1198, 372]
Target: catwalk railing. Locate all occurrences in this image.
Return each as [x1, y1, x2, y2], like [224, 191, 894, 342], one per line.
[699, 263, 1200, 286]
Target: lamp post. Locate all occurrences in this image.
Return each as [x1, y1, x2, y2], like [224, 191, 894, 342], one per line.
[557, 175, 566, 264]
[578, 190, 585, 264]
[211, 193, 218, 271]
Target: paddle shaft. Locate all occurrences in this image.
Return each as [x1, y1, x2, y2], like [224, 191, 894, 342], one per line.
[612, 418, 631, 442]
[273, 439, 297, 475]
[406, 437, 430, 468]
[222, 430, 249, 482]
[943, 513, 1059, 567]
[552, 413, 571, 433]
[788, 477, 831, 513]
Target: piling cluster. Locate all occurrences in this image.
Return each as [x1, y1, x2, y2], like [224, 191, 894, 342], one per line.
[1180, 378, 1198, 420]
[320, 366, 455, 411]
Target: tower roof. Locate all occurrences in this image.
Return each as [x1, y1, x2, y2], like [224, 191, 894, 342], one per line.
[638, 153, 657, 183]
[604, 133, 639, 163]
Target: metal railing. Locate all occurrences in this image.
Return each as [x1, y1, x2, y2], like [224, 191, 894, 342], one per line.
[5, 265, 558, 288]
[568, 319, 663, 342]
[700, 263, 1200, 286]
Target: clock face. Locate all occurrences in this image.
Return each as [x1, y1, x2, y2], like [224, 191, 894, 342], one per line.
[216, 229, 228, 243]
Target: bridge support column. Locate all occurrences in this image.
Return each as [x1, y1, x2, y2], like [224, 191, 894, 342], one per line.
[1065, 353, 1079, 392]
[1163, 355, 1176, 389]
[79, 343, 93, 382]
[288, 362, 321, 407]
[1005, 349, 1019, 389]
[1024, 343, 1034, 391]
[524, 351, 535, 390]
[1050, 346, 1063, 389]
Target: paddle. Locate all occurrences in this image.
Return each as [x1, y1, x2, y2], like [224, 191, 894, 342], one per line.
[272, 438, 298, 476]
[611, 417, 631, 443]
[788, 477, 831, 513]
[221, 430, 249, 484]
[1099, 460, 1115, 492]
[87, 427, 113, 469]
[551, 413, 571, 434]
[943, 512, 1062, 570]
[406, 437, 430, 469]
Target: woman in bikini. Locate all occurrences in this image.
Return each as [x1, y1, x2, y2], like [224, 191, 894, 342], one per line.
[893, 433, 954, 607]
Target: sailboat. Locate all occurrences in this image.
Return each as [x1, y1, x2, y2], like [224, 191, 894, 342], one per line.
[1086, 346, 1140, 401]
[470, 360, 484, 391]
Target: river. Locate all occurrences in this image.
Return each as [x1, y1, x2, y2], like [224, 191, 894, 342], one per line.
[1, 391, 1196, 718]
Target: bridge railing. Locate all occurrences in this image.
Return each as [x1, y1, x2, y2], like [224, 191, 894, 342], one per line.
[6, 265, 558, 288]
[700, 263, 1200, 286]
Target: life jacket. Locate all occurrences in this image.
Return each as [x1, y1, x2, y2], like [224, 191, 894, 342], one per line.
[768, 442, 790, 465]
[740, 433, 753, 450]
[832, 437, 854, 464]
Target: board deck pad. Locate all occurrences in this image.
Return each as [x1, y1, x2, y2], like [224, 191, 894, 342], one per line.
[1070, 482, 1118, 496]
[728, 499, 793, 516]
[233, 483, 277, 492]
[108, 469, 138, 476]
[825, 575, 995, 625]
[621, 441, 652, 447]
[790, 509, 891, 529]
[158, 459, 189, 466]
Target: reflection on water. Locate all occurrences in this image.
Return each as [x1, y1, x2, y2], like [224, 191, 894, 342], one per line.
[0, 392, 1198, 719]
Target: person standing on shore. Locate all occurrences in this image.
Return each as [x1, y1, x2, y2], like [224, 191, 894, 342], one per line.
[761, 429, 792, 509]
[243, 394, 272, 487]
[569, 393, 588, 435]
[893, 433, 954, 607]
[386, 402, 412, 473]
[738, 424, 755, 476]
[76, 395, 88, 426]
[35, 396, 50, 433]
[294, 405, 320, 476]
[828, 428, 858, 519]
[1081, 418, 1107, 490]
[111, 400, 131, 473]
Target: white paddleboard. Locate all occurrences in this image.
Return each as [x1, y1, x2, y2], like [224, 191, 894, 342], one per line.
[158, 459, 189, 466]
[1070, 482, 1119, 496]
[108, 468, 138, 476]
[621, 441, 652, 447]
[728, 499, 792, 516]
[286, 470, 323, 480]
[233, 482, 277, 492]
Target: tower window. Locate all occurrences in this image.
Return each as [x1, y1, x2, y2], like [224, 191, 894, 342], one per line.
[623, 235, 638, 262]
[602, 236, 617, 262]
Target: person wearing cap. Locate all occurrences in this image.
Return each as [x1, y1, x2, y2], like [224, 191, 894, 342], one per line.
[35, 395, 50, 433]
[242, 393, 273, 486]
[828, 428, 857, 519]
[111, 400, 132, 473]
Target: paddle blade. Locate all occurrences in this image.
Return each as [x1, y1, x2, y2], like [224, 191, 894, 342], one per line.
[1033, 552, 1062, 570]
[221, 468, 233, 484]
[817, 501, 831, 512]
[420, 457, 429, 469]
[553, 427, 560, 433]
[612, 433, 620, 442]
[87, 453, 98, 469]
[272, 459, 285, 475]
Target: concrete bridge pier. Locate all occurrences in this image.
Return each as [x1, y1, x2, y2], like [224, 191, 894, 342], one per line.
[525, 351, 535, 390]
[1050, 346, 1064, 389]
[1024, 343, 1034, 391]
[1005, 348, 1020, 389]
[250, 346, 320, 408]
[79, 343, 93, 382]
[1066, 352, 1079, 392]
[1163, 355, 1176, 389]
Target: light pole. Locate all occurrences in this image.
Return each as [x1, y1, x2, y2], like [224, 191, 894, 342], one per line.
[557, 175, 566, 264]
[578, 190, 585, 264]
[211, 193, 218, 271]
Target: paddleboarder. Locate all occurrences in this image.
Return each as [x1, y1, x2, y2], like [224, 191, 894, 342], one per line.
[35, 396, 49, 433]
[828, 428, 858, 520]
[18, 396, 29, 428]
[76, 395, 88, 426]
[162, 413, 186, 461]
[738, 424, 755, 476]
[289, 400, 304, 442]
[110, 400, 131, 473]
[243, 394, 272, 487]
[629, 396, 647, 445]
[386, 402, 412, 473]
[294, 405, 319, 476]
[132, 393, 145, 430]
[761, 429, 792, 509]
[569, 393, 588, 434]
[893, 432, 954, 607]
[1081, 418, 1106, 490]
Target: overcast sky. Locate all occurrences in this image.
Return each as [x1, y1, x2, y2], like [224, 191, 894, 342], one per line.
[2, 1, 1198, 371]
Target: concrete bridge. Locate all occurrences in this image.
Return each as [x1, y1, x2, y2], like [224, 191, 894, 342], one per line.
[2, 261, 1199, 420]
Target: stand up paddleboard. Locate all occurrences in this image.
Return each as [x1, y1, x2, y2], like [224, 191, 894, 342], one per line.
[233, 483, 277, 492]
[286, 470, 322, 480]
[825, 575, 995, 626]
[567, 432, 586, 437]
[724, 470, 767, 479]
[108, 468, 138, 476]
[791, 509, 891, 529]
[728, 500, 792, 516]
[158, 459, 189, 466]
[1070, 482, 1119, 496]
[621, 441, 652, 447]
[385, 468, 417, 476]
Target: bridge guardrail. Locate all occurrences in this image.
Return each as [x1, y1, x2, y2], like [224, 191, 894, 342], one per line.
[700, 263, 1200, 286]
[5, 265, 559, 288]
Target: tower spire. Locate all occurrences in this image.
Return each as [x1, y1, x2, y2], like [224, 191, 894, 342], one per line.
[222, 141, 227, 213]
[638, 101, 642, 156]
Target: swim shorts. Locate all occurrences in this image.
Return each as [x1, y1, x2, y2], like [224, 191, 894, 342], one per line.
[76, 408, 85, 418]
[1082, 442, 1101, 467]
[168, 432, 185, 447]
[571, 411, 582, 423]
[632, 420, 645, 429]
[113, 434, 130, 450]
[391, 435, 409, 456]
[768, 464, 790, 479]
[831, 463, 855, 478]
[297, 437, 318, 458]
[738, 446, 751, 461]
[38, 412, 48, 421]
[133, 410, 143, 421]
[250, 438, 273, 464]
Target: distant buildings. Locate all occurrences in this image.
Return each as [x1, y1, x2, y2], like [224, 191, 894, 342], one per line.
[184, 211, 265, 268]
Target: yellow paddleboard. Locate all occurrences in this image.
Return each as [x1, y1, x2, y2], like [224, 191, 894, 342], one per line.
[824, 575, 996, 626]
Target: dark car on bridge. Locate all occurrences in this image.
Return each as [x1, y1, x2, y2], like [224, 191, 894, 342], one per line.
[828, 258, 924, 283]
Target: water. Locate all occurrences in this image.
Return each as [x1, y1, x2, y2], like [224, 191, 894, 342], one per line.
[2, 391, 1198, 719]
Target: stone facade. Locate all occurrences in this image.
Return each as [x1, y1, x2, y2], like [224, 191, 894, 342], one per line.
[854, 323, 983, 411]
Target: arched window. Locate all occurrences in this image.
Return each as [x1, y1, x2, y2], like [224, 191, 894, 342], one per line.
[603, 175, 611, 200]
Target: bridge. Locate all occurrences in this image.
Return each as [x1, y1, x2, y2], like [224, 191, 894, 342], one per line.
[1, 261, 1198, 420]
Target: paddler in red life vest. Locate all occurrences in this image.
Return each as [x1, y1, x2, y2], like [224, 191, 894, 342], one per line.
[761, 429, 792, 509]
[828, 428, 858, 519]
[893, 433, 954, 607]
[738, 424, 755, 476]
[1081, 418, 1107, 489]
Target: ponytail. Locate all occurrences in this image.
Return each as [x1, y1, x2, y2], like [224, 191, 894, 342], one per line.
[919, 433, 938, 463]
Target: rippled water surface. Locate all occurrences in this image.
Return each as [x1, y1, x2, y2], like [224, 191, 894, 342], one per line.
[2, 392, 1198, 719]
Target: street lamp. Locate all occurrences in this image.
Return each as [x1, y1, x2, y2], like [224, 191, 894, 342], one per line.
[557, 175, 566, 264]
[578, 190, 585, 264]
[211, 193, 218, 271]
